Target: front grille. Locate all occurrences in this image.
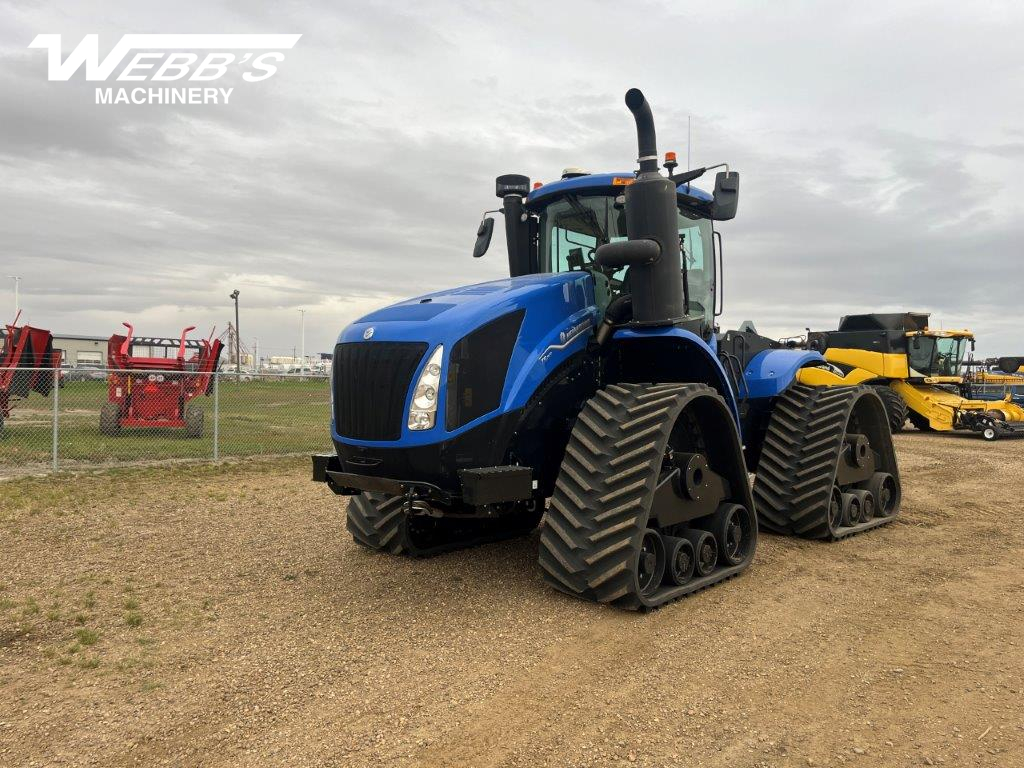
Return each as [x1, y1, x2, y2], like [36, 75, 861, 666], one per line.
[446, 310, 525, 431]
[333, 341, 428, 441]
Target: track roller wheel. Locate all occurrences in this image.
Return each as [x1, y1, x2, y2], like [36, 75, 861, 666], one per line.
[684, 529, 719, 577]
[865, 472, 899, 517]
[662, 535, 695, 586]
[707, 503, 754, 567]
[753, 385, 901, 540]
[848, 489, 875, 522]
[840, 493, 861, 527]
[538, 382, 756, 610]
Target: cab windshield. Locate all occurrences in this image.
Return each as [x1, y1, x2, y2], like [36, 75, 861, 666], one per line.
[907, 336, 968, 378]
[537, 193, 714, 321]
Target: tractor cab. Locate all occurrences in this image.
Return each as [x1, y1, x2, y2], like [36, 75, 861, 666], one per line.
[474, 162, 739, 344]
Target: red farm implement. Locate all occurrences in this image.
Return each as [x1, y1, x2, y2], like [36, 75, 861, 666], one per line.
[0, 313, 62, 434]
[101, 322, 223, 438]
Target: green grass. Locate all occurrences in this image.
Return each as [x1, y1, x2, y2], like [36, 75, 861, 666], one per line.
[0, 378, 331, 469]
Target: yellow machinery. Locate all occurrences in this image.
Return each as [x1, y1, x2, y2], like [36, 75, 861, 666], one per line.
[794, 312, 1024, 441]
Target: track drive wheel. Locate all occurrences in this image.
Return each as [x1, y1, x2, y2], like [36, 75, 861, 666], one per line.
[538, 383, 756, 610]
[873, 385, 908, 433]
[753, 385, 901, 540]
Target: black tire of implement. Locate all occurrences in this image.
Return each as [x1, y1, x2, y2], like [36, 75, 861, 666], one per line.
[537, 382, 754, 610]
[873, 386, 908, 433]
[752, 385, 901, 539]
[184, 404, 204, 439]
[99, 402, 121, 436]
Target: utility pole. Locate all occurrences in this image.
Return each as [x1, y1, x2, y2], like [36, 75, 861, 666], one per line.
[253, 338, 259, 373]
[8, 276, 20, 317]
[229, 290, 240, 383]
[298, 309, 306, 379]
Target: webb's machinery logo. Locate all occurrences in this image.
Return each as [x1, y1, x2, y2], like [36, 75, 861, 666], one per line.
[28, 34, 302, 105]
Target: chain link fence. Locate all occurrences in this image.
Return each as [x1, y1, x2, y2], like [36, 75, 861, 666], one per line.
[0, 368, 332, 475]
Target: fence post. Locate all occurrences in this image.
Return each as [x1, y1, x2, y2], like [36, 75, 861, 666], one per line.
[213, 372, 220, 460]
[51, 368, 59, 472]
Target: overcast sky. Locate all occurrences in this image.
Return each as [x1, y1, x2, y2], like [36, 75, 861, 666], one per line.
[1, 1, 1022, 359]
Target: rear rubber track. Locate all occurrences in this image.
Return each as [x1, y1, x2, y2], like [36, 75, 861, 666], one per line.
[753, 384, 901, 540]
[538, 382, 754, 611]
[346, 492, 540, 557]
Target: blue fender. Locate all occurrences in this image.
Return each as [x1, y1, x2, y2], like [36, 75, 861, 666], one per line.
[743, 348, 825, 399]
[612, 326, 740, 425]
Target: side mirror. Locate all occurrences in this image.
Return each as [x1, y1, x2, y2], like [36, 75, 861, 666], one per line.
[473, 217, 495, 258]
[711, 171, 739, 221]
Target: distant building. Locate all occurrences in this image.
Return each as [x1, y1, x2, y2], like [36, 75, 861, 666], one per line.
[1, 329, 109, 367]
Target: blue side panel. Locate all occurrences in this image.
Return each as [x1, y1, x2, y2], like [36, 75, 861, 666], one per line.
[612, 326, 740, 424]
[331, 272, 599, 448]
[743, 349, 825, 399]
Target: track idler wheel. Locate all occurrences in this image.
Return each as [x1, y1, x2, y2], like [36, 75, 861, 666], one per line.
[684, 529, 718, 577]
[707, 503, 754, 567]
[866, 472, 899, 517]
[662, 535, 696, 586]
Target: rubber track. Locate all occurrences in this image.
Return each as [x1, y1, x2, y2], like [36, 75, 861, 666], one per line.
[537, 382, 753, 611]
[346, 493, 540, 557]
[873, 385, 908, 433]
[753, 385, 900, 540]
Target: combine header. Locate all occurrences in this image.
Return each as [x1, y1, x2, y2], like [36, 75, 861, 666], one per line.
[101, 323, 223, 438]
[0, 313, 62, 434]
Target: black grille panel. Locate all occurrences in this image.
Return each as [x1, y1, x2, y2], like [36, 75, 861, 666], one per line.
[333, 341, 428, 441]
[446, 310, 525, 431]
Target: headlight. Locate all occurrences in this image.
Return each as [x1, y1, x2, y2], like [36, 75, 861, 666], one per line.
[408, 345, 443, 431]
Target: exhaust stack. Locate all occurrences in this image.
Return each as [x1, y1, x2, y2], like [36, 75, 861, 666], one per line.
[613, 88, 684, 325]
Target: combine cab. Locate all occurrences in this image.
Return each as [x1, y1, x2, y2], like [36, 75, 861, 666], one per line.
[0, 313, 62, 434]
[101, 323, 223, 438]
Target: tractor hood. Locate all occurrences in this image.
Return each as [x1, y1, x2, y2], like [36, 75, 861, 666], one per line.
[333, 272, 600, 445]
[339, 272, 595, 347]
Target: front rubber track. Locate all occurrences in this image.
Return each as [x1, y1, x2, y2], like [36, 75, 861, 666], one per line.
[753, 385, 902, 540]
[346, 493, 541, 557]
[538, 382, 756, 611]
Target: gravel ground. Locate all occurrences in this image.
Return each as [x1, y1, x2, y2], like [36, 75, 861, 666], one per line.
[1, 432, 1022, 767]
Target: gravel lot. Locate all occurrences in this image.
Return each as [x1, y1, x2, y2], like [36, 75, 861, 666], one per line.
[1, 432, 1022, 767]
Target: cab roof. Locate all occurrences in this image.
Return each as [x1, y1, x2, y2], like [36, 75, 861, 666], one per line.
[525, 172, 713, 210]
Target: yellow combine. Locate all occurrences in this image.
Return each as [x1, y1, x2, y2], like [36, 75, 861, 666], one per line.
[794, 313, 1024, 441]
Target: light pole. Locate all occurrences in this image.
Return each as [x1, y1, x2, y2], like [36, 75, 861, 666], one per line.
[298, 309, 306, 379]
[8, 276, 20, 318]
[229, 290, 240, 383]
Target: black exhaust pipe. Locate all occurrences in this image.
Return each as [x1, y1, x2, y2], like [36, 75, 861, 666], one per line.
[619, 89, 684, 324]
[625, 88, 659, 173]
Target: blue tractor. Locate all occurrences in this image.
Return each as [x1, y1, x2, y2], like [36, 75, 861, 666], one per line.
[313, 89, 901, 610]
